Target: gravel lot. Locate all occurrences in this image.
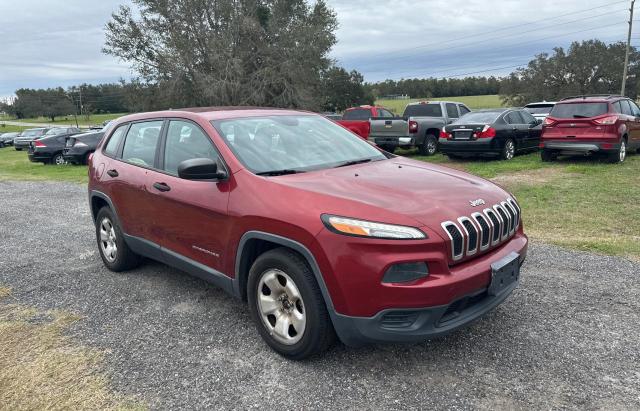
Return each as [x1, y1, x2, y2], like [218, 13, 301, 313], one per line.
[0, 180, 639, 410]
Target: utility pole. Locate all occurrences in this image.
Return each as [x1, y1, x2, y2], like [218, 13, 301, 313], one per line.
[622, 0, 635, 96]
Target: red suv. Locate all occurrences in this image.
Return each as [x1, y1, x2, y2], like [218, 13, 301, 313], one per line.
[88, 108, 528, 359]
[540, 95, 640, 163]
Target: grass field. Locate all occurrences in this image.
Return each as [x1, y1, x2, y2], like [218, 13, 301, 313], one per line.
[376, 94, 504, 114]
[0, 124, 30, 133]
[2, 112, 127, 127]
[0, 147, 88, 183]
[1, 144, 638, 260]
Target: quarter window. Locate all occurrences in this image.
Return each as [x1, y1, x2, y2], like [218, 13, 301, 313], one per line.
[121, 121, 163, 167]
[163, 121, 219, 175]
[103, 125, 127, 156]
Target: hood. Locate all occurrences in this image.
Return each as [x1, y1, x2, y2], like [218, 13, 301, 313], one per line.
[271, 158, 511, 228]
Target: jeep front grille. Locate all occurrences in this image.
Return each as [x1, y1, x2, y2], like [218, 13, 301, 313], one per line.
[442, 198, 521, 262]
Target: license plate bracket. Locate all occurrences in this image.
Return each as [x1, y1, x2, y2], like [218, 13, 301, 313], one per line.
[488, 251, 520, 296]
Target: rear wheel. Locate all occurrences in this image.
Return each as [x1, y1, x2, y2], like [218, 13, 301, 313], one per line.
[247, 248, 335, 360]
[95, 207, 142, 272]
[541, 149, 557, 162]
[418, 134, 438, 156]
[607, 139, 626, 163]
[51, 153, 66, 165]
[501, 139, 515, 160]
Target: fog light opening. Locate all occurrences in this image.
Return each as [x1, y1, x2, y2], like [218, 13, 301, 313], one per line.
[382, 262, 429, 284]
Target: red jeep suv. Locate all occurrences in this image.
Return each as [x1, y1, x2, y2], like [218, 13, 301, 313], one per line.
[88, 108, 528, 359]
[540, 95, 640, 163]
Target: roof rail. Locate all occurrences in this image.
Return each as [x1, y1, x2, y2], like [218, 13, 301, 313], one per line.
[560, 94, 625, 101]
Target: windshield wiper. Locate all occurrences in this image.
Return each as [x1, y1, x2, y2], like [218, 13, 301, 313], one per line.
[334, 158, 374, 168]
[256, 169, 305, 176]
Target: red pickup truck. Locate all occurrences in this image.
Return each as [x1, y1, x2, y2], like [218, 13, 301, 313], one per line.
[337, 105, 395, 139]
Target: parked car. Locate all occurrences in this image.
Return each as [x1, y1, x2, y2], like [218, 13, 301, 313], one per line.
[13, 128, 50, 150]
[368, 100, 472, 155]
[540, 95, 640, 163]
[336, 105, 394, 139]
[0, 132, 20, 147]
[524, 101, 556, 122]
[88, 108, 527, 359]
[440, 108, 542, 160]
[63, 129, 105, 165]
[27, 127, 83, 165]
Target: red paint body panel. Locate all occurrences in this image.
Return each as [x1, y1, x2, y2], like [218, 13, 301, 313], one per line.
[336, 106, 390, 139]
[89, 108, 528, 319]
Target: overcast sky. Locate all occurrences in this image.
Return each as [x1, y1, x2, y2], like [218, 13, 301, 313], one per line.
[0, 0, 634, 98]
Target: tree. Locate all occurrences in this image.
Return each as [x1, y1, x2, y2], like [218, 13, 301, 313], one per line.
[499, 40, 640, 106]
[104, 0, 338, 110]
[9, 88, 74, 121]
[321, 67, 373, 112]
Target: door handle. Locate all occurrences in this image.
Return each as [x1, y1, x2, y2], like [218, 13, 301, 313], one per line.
[106, 169, 119, 178]
[153, 182, 171, 192]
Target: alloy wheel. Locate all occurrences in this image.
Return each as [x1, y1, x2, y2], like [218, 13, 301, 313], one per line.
[426, 138, 437, 155]
[505, 140, 515, 160]
[257, 269, 306, 345]
[54, 154, 66, 165]
[620, 140, 626, 162]
[99, 217, 118, 263]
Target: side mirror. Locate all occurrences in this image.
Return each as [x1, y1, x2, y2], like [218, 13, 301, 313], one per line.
[177, 158, 227, 180]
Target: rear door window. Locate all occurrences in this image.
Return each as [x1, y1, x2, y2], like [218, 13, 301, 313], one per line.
[505, 111, 524, 124]
[620, 100, 633, 116]
[629, 100, 640, 117]
[121, 120, 163, 167]
[446, 103, 459, 119]
[459, 105, 471, 116]
[550, 103, 609, 119]
[519, 110, 537, 124]
[342, 109, 371, 121]
[103, 125, 127, 156]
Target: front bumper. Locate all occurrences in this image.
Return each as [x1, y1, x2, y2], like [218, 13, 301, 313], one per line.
[333, 275, 520, 346]
[541, 140, 620, 154]
[438, 137, 497, 153]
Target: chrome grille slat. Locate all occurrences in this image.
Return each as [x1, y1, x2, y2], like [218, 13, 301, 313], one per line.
[442, 198, 522, 264]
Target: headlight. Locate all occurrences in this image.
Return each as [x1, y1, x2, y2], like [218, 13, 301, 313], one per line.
[321, 214, 426, 239]
[74, 141, 88, 147]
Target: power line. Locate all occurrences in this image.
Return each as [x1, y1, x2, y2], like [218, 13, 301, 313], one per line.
[347, 0, 629, 63]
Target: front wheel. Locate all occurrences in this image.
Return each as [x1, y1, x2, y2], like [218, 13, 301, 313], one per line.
[501, 139, 515, 160]
[247, 248, 335, 360]
[418, 134, 438, 156]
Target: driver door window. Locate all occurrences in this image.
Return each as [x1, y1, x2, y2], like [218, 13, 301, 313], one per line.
[163, 120, 219, 175]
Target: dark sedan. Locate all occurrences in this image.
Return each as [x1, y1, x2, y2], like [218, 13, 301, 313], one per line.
[13, 128, 50, 150]
[27, 127, 83, 165]
[63, 130, 105, 164]
[0, 132, 20, 147]
[439, 109, 542, 160]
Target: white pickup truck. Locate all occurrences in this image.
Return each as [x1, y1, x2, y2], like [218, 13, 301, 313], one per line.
[368, 100, 472, 155]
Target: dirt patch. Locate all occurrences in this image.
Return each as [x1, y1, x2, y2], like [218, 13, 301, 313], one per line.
[0, 288, 142, 410]
[490, 167, 580, 186]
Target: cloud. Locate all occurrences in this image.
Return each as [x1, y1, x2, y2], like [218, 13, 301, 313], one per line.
[0, 0, 633, 96]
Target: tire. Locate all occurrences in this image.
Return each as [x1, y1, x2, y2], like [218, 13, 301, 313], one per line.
[501, 138, 516, 160]
[51, 153, 66, 165]
[95, 207, 142, 272]
[418, 134, 438, 156]
[247, 248, 336, 360]
[541, 149, 556, 162]
[607, 139, 626, 163]
[15, 147, 22, 151]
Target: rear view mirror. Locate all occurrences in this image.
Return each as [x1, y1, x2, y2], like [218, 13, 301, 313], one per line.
[177, 158, 227, 180]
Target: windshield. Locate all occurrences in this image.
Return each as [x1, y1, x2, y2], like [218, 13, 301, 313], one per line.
[525, 105, 554, 114]
[212, 115, 387, 174]
[402, 104, 443, 117]
[454, 112, 501, 124]
[550, 103, 608, 119]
